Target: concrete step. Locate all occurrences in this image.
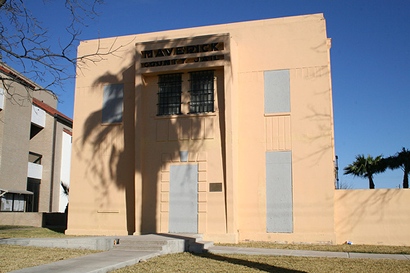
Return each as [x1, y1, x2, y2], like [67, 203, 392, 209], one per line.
[115, 243, 166, 252]
[115, 240, 167, 247]
[189, 240, 214, 253]
[113, 235, 186, 254]
[163, 233, 214, 253]
[114, 240, 166, 253]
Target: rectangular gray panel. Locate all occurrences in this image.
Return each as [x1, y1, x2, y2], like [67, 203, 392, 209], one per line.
[180, 151, 189, 162]
[264, 70, 290, 113]
[209, 183, 223, 192]
[169, 164, 198, 233]
[102, 84, 123, 123]
[266, 151, 293, 233]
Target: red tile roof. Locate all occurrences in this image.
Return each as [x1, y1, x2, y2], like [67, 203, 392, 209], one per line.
[32, 98, 73, 124]
[0, 64, 36, 89]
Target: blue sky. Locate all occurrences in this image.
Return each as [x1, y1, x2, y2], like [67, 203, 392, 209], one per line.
[21, 0, 410, 189]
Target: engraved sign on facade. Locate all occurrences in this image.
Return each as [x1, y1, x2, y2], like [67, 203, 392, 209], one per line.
[141, 42, 224, 68]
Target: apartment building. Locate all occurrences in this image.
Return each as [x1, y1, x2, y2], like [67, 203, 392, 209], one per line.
[0, 63, 72, 214]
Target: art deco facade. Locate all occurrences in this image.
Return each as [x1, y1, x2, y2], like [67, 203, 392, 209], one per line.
[67, 14, 337, 243]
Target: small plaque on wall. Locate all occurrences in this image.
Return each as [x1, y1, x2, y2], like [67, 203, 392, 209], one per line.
[209, 183, 223, 192]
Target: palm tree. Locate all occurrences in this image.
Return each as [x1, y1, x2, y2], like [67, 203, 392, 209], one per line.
[61, 181, 69, 213]
[385, 148, 410, 188]
[343, 154, 386, 189]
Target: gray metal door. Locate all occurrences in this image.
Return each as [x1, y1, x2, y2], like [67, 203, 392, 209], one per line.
[169, 164, 198, 233]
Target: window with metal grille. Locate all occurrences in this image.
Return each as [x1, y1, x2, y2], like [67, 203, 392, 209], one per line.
[189, 70, 214, 114]
[157, 73, 182, 116]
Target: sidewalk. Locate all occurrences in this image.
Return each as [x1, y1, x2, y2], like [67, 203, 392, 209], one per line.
[207, 245, 410, 260]
[9, 249, 160, 273]
[4, 236, 410, 273]
[4, 234, 205, 273]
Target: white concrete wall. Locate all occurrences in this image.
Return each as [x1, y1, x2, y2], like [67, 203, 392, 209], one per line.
[59, 131, 72, 212]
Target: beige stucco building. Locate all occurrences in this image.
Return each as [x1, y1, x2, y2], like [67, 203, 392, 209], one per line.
[68, 13, 410, 246]
[66, 13, 339, 244]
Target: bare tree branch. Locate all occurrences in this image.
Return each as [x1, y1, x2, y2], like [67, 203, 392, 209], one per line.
[0, 0, 121, 101]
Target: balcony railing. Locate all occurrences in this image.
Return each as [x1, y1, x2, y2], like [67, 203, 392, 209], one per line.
[27, 162, 42, 179]
[31, 105, 45, 128]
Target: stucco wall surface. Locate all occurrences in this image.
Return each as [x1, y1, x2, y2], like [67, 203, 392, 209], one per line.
[0, 84, 32, 192]
[29, 112, 55, 212]
[335, 189, 410, 246]
[0, 212, 43, 227]
[67, 13, 336, 243]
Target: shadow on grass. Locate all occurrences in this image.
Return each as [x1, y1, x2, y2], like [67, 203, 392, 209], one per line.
[0, 225, 31, 230]
[195, 252, 307, 273]
[45, 226, 66, 234]
[0, 225, 65, 233]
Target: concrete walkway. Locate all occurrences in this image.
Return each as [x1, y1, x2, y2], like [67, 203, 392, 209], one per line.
[2, 235, 409, 273]
[208, 245, 410, 260]
[3, 234, 210, 273]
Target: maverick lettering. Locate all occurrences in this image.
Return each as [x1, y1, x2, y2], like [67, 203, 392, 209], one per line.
[141, 55, 225, 68]
[141, 42, 224, 68]
[141, 42, 223, 59]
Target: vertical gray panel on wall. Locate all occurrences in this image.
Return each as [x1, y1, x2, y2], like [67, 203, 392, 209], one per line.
[102, 84, 123, 123]
[169, 164, 198, 233]
[180, 151, 189, 162]
[266, 151, 293, 233]
[264, 70, 290, 113]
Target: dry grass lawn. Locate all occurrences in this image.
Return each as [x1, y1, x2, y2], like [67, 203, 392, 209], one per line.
[1, 226, 410, 273]
[0, 226, 98, 272]
[0, 245, 99, 273]
[112, 252, 410, 273]
[218, 241, 410, 255]
[0, 225, 68, 238]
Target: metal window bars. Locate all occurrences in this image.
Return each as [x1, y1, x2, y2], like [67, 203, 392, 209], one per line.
[157, 73, 182, 116]
[189, 70, 214, 114]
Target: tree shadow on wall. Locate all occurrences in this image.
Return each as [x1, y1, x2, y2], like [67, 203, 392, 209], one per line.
[77, 64, 137, 234]
[78, 63, 224, 235]
[335, 188, 401, 237]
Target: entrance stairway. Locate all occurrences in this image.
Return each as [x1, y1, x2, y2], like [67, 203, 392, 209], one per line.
[113, 233, 214, 254]
[6, 234, 214, 273]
